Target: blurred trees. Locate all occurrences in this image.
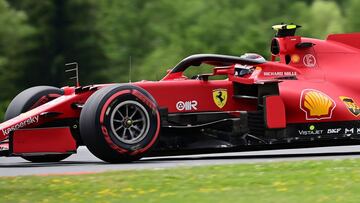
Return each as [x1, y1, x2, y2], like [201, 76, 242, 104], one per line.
[0, 0, 32, 114]
[97, 0, 349, 81]
[0, 0, 358, 117]
[9, 0, 107, 88]
[345, 0, 360, 32]
[306, 1, 344, 38]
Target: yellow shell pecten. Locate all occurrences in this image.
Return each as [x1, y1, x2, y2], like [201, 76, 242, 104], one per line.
[304, 91, 333, 116]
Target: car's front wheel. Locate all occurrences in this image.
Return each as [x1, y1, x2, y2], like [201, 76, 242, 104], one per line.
[79, 84, 160, 163]
[4, 86, 73, 162]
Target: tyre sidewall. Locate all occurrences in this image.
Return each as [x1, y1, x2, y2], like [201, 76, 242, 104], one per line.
[80, 85, 160, 161]
[100, 93, 159, 153]
[5, 86, 64, 120]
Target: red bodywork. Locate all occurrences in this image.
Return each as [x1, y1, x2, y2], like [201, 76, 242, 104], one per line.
[12, 127, 76, 155]
[1, 29, 360, 157]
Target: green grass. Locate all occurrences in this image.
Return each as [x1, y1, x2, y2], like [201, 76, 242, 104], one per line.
[2, 159, 360, 203]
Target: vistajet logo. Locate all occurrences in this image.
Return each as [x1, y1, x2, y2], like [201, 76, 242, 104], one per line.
[298, 125, 323, 136]
[2, 115, 39, 135]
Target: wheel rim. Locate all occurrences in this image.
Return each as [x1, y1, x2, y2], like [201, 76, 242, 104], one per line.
[109, 100, 150, 144]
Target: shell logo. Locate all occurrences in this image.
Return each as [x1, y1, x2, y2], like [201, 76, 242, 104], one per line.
[300, 89, 336, 120]
[291, 54, 300, 63]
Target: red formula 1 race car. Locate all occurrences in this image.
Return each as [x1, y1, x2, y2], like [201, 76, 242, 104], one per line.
[1, 24, 360, 163]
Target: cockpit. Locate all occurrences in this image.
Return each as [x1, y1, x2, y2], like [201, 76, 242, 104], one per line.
[162, 24, 307, 82]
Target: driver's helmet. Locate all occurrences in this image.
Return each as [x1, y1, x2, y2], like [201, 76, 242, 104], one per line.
[240, 53, 266, 63]
[234, 53, 265, 77]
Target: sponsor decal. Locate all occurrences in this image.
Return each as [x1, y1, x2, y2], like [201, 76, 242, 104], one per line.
[298, 125, 323, 135]
[176, 100, 198, 111]
[345, 128, 354, 134]
[339, 96, 360, 117]
[303, 54, 316, 67]
[291, 54, 300, 63]
[2, 115, 39, 136]
[263, 72, 297, 76]
[300, 89, 336, 120]
[212, 89, 228, 109]
[327, 128, 341, 134]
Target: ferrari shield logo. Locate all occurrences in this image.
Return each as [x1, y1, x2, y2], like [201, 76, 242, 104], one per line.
[339, 96, 360, 117]
[213, 89, 227, 108]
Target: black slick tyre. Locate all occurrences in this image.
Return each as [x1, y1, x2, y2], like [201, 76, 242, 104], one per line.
[79, 84, 160, 163]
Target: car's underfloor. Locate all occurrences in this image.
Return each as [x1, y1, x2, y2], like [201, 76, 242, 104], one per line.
[146, 111, 360, 157]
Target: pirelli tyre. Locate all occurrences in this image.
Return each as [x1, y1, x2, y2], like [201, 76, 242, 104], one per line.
[4, 86, 72, 162]
[79, 84, 161, 163]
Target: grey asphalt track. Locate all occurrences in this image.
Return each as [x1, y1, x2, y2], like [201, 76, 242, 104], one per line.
[1, 146, 360, 177]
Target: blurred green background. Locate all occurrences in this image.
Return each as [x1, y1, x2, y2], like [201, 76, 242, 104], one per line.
[0, 0, 359, 118]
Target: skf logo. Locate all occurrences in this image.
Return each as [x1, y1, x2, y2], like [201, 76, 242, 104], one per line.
[300, 89, 336, 120]
[339, 96, 360, 117]
[327, 128, 341, 134]
[213, 89, 227, 109]
[176, 100, 198, 111]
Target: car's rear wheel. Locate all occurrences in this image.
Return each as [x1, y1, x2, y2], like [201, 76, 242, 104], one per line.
[79, 84, 160, 163]
[4, 86, 73, 162]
